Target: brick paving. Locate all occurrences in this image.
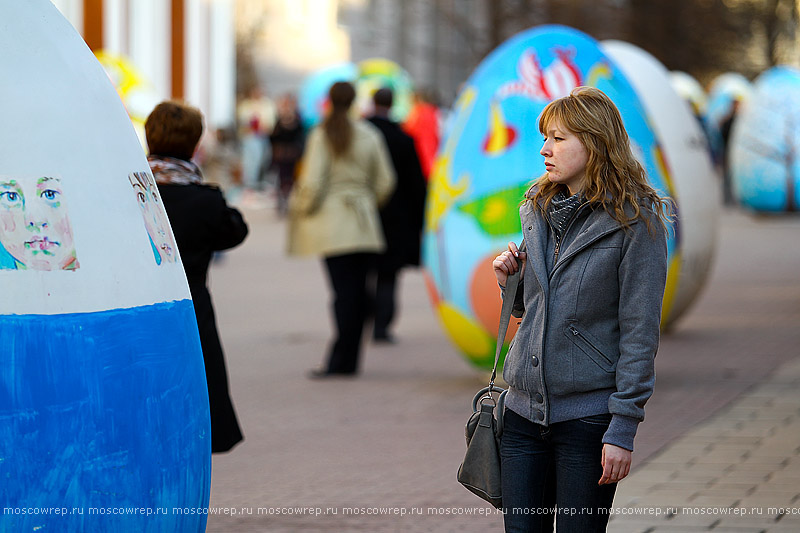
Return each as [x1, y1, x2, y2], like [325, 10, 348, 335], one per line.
[202, 206, 800, 532]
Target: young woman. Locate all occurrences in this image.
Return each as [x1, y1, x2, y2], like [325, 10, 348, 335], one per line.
[492, 86, 672, 532]
[288, 81, 395, 376]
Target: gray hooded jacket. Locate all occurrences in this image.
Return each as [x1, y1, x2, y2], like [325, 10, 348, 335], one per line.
[502, 198, 668, 451]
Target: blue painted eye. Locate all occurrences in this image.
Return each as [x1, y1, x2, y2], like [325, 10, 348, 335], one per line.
[41, 189, 59, 201]
[1, 191, 20, 203]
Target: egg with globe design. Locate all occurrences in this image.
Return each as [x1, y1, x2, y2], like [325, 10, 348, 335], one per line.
[0, 2, 209, 531]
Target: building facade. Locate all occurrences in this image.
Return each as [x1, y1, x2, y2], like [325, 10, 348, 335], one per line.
[51, 0, 235, 128]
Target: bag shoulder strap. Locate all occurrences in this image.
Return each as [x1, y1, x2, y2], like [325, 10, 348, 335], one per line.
[489, 240, 526, 391]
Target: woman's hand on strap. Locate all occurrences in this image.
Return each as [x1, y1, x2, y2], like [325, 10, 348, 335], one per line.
[599, 443, 632, 485]
[492, 241, 526, 288]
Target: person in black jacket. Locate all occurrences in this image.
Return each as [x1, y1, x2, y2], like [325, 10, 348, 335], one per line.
[270, 93, 305, 216]
[145, 101, 248, 453]
[366, 88, 427, 342]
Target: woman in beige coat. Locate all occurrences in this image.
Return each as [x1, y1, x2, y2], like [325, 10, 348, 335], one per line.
[288, 81, 395, 377]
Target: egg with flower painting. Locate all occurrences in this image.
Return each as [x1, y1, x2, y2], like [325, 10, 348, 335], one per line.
[422, 26, 681, 369]
[0, 2, 209, 531]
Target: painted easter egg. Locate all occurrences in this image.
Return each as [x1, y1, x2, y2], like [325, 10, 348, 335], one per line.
[0, 2, 209, 531]
[95, 51, 160, 146]
[355, 58, 414, 122]
[705, 73, 753, 163]
[602, 40, 719, 327]
[728, 66, 800, 211]
[422, 25, 678, 369]
[298, 59, 414, 129]
[297, 62, 357, 129]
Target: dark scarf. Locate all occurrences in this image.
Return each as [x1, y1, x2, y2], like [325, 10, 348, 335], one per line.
[547, 190, 584, 241]
[148, 155, 203, 185]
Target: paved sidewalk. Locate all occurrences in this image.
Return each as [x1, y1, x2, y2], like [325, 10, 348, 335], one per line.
[203, 207, 799, 532]
[610, 356, 800, 532]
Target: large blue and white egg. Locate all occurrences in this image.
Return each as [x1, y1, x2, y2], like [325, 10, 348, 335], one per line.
[0, 2, 209, 531]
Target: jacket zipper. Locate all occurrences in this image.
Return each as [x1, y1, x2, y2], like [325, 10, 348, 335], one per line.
[547, 202, 588, 270]
[568, 325, 613, 364]
[538, 202, 587, 421]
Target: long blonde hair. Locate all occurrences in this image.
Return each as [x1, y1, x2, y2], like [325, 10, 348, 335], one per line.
[529, 86, 673, 233]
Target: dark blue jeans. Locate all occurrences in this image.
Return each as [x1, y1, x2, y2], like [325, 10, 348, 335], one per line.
[500, 409, 617, 532]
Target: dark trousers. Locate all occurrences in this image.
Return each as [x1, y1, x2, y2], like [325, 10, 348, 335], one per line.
[500, 409, 617, 532]
[370, 255, 400, 339]
[323, 253, 373, 374]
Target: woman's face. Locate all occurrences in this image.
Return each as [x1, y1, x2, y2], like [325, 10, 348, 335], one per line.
[130, 173, 177, 264]
[540, 119, 589, 195]
[0, 176, 78, 270]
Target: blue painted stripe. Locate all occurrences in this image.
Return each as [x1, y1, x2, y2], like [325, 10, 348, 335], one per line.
[0, 300, 210, 532]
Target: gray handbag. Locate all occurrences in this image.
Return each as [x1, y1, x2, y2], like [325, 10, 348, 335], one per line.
[457, 241, 525, 509]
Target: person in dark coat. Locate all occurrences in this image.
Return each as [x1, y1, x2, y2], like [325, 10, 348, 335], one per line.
[270, 93, 305, 216]
[145, 101, 248, 453]
[366, 88, 427, 342]
[719, 98, 741, 206]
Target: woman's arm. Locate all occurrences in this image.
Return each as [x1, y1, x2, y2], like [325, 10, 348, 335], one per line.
[211, 204, 248, 251]
[371, 133, 396, 207]
[289, 128, 329, 214]
[604, 216, 668, 452]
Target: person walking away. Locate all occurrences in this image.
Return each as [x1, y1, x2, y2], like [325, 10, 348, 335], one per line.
[146, 101, 249, 453]
[287, 82, 395, 377]
[492, 87, 672, 532]
[366, 88, 427, 343]
[719, 98, 741, 206]
[270, 93, 305, 216]
[237, 87, 275, 204]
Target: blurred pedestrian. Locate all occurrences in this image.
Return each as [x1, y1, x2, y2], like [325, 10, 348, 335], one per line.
[198, 126, 242, 191]
[237, 86, 275, 204]
[270, 93, 305, 216]
[492, 87, 671, 531]
[366, 88, 427, 343]
[287, 82, 395, 377]
[719, 98, 741, 206]
[146, 101, 248, 453]
[403, 89, 440, 180]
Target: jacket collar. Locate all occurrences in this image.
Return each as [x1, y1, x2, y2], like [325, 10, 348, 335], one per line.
[522, 200, 639, 291]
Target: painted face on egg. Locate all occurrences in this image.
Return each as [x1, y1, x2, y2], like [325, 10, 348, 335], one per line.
[0, 175, 78, 270]
[129, 171, 177, 265]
